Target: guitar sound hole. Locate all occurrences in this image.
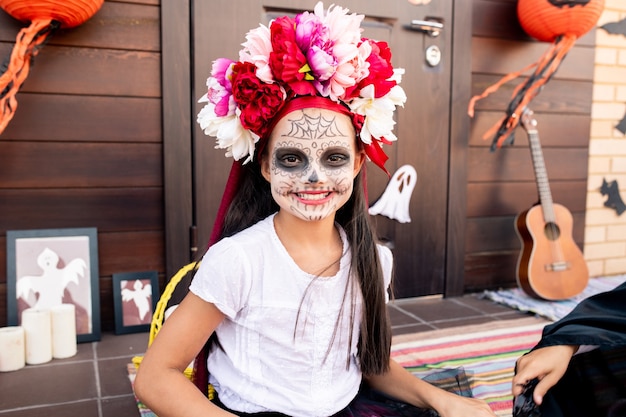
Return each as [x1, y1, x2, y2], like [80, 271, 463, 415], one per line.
[544, 222, 561, 240]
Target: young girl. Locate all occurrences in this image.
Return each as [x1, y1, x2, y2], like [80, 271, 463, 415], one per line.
[135, 3, 496, 416]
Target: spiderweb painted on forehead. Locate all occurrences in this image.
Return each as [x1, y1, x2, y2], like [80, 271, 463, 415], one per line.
[256, 96, 356, 156]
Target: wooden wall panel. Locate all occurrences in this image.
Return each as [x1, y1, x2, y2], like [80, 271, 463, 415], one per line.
[470, 112, 591, 147]
[0, 1, 159, 51]
[467, 148, 589, 182]
[0, 189, 163, 231]
[464, 251, 519, 292]
[98, 230, 166, 330]
[471, 76, 593, 114]
[0, 142, 162, 187]
[465, 213, 586, 253]
[471, 38, 595, 80]
[467, 181, 589, 218]
[0, 1, 163, 330]
[1, 94, 161, 142]
[466, 0, 594, 291]
[0, 45, 160, 97]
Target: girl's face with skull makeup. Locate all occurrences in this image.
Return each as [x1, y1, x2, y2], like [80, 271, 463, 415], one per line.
[262, 107, 365, 222]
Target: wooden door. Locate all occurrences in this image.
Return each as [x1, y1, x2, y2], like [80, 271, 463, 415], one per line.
[190, 0, 457, 298]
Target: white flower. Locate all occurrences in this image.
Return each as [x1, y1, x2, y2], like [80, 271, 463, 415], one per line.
[239, 24, 274, 83]
[390, 67, 405, 83]
[387, 84, 407, 108]
[197, 102, 259, 163]
[349, 84, 405, 144]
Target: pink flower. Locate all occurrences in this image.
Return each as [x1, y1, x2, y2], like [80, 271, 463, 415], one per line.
[295, 12, 336, 85]
[315, 2, 362, 46]
[204, 58, 235, 117]
[313, 3, 365, 100]
[295, 11, 325, 53]
[307, 46, 335, 81]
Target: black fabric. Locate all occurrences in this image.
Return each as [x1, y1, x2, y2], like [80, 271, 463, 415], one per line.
[535, 282, 626, 351]
[518, 281, 626, 417]
[513, 378, 541, 417]
[211, 368, 473, 417]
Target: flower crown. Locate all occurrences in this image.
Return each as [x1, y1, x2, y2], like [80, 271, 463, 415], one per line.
[197, 1, 406, 174]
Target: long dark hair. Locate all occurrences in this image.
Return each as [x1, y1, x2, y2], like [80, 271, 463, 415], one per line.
[218, 150, 393, 376]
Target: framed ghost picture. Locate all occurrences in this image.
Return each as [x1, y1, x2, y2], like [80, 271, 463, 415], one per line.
[112, 270, 159, 335]
[6, 227, 101, 342]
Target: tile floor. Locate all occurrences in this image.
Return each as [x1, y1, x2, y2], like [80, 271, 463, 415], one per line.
[0, 292, 531, 417]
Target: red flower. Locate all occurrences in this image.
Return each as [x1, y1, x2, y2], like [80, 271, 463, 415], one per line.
[230, 62, 285, 136]
[346, 39, 396, 99]
[231, 62, 259, 105]
[269, 16, 317, 96]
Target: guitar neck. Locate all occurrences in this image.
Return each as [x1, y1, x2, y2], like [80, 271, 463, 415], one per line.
[526, 125, 556, 223]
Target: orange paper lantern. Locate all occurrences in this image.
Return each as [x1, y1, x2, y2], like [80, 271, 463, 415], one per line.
[468, 0, 604, 149]
[0, 0, 104, 135]
[519, 0, 605, 42]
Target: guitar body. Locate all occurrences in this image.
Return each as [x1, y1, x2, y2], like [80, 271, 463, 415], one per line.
[515, 203, 589, 300]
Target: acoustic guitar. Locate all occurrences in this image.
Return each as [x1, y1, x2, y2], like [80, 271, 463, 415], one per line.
[515, 109, 589, 300]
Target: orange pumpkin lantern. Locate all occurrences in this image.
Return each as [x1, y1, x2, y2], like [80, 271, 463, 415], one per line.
[468, 0, 605, 149]
[0, 0, 104, 135]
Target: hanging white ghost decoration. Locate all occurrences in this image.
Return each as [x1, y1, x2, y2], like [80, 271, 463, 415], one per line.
[369, 164, 418, 223]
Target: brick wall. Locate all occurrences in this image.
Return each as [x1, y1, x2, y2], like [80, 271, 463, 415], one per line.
[584, 0, 626, 277]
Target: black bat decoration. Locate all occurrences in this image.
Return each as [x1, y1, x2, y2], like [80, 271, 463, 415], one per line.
[601, 178, 626, 216]
[616, 109, 626, 135]
[600, 18, 626, 37]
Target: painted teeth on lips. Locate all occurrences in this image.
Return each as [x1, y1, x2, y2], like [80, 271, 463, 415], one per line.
[296, 192, 331, 201]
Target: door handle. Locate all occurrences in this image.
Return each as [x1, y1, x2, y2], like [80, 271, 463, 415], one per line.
[407, 19, 443, 37]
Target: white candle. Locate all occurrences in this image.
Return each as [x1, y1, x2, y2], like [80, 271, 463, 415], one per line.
[21, 308, 52, 365]
[0, 327, 25, 372]
[51, 304, 77, 359]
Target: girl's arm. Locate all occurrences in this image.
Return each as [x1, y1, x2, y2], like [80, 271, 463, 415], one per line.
[134, 292, 234, 417]
[365, 358, 497, 417]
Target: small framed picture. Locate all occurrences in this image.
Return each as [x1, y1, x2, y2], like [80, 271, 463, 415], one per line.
[112, 271, 159, 334]
[6, 227, 101, 343]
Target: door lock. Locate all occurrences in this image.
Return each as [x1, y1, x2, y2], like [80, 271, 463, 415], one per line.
[425, 45, 441, 67]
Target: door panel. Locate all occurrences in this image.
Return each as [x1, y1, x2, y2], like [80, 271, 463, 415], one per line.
[191, 0, 453, 298]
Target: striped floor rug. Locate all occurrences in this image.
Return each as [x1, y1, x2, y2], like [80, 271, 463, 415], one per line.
[391, 316, 550, 417]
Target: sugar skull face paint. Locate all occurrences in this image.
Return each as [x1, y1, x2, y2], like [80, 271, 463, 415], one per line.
[263, 107, 362, 222]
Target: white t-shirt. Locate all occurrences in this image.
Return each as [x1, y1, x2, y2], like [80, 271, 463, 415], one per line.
[189, 214, 393, 417]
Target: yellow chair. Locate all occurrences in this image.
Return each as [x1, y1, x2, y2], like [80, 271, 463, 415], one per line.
[132, 261, 214, 399]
